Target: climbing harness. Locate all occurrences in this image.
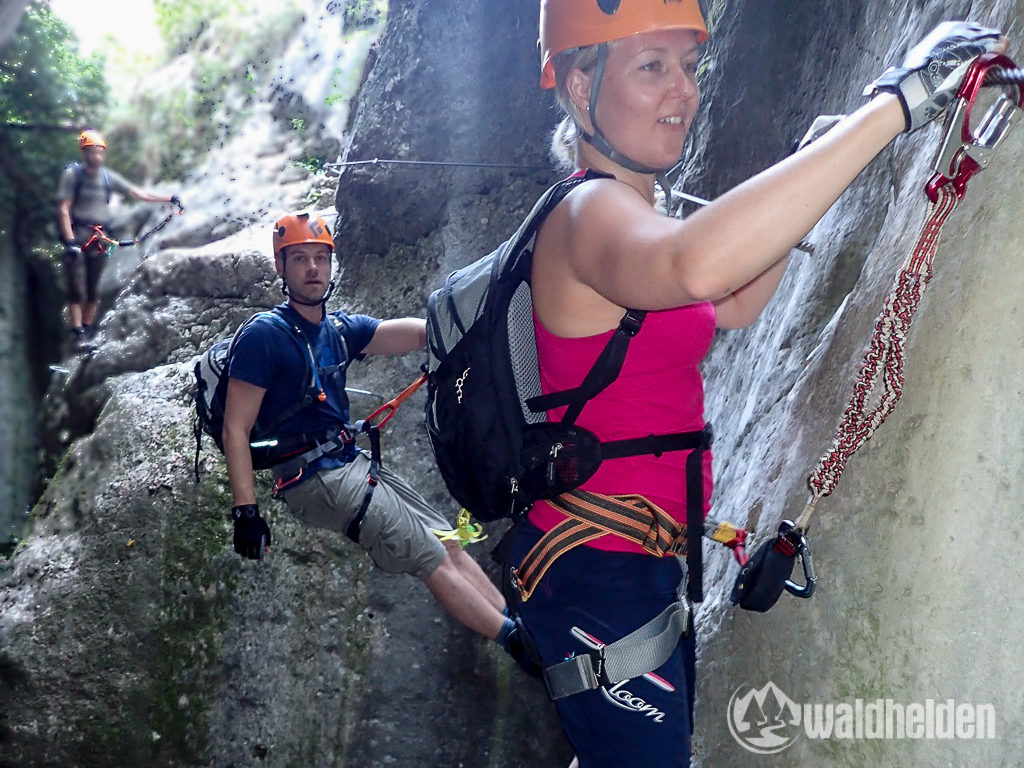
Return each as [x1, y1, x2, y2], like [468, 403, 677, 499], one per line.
[510, 483, 748, 603]
[798, 52, 1023, 534]
[270, 372, 428, 543]
[508, 486, 749, 700]
[79, 199, 184, 258]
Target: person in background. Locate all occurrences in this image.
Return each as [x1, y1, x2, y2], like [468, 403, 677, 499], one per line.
[56, 129, 180, 346]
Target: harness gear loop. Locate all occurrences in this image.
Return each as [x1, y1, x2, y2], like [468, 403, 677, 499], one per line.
[802, 52, 1023, 532]
[927, 53, 1024, 202]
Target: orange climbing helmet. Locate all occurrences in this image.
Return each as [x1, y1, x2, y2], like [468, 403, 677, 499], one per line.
[78, 129, 107, 150]
[272, 212, 334, 258]
[539, 0, 708, 88]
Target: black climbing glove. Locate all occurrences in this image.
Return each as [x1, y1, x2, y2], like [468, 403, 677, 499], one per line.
[63, 243, 82, 259]
[864, 20, 1001, 132]
[170, 194, 182, 209]
[231, 504, 271, 560]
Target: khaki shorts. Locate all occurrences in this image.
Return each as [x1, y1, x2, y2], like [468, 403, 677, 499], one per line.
[280, 452, 449, 580]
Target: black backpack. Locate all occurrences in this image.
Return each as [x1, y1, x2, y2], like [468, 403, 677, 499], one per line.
[192, 307, 351, 479]
[424, 171, 709, 523]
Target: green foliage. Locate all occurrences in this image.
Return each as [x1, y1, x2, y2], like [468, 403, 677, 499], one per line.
[111, 0, 305, 181]
[293, 156, 327, 175]
[154, 0, 239, 58]
[342, 0, 387, 31]
[0, 1, 107, 252]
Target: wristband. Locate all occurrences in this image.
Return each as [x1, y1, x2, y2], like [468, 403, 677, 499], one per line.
[232, 503, 260, 520]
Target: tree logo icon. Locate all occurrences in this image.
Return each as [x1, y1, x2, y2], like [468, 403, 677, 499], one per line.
[727, 681, 802, 754]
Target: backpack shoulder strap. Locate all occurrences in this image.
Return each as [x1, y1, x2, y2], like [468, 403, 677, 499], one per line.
[525, 308, 646, 423]
[325, 314, 352, 370]
[239, 309, 324, 425]
[69, 163, 112, 206]
[100, 168, 112, 205]
[500, 168, 614, 279]
[519, 169, 645, 424]
[71, 162, 84, 206]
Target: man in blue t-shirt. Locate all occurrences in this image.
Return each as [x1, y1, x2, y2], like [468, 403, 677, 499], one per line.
[223, 212, 524, 649]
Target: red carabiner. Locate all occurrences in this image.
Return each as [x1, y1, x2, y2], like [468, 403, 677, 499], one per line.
[926, 52, 1024, 202]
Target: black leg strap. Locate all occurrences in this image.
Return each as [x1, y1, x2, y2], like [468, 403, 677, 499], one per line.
[345, 422, 381, 544]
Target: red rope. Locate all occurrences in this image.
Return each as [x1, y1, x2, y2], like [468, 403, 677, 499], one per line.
[799, 184, 960, 528]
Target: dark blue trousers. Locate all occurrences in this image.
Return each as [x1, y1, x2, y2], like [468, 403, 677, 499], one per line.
[509, 520, 696, 768]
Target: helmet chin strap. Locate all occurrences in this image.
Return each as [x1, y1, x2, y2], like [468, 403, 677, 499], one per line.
[581, 43, 675, 212]
[281, 279, 336, 309]
[279, 246, 337, 311]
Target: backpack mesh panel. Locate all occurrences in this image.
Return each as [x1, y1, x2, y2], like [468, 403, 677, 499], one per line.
[508, 279, 546, 424]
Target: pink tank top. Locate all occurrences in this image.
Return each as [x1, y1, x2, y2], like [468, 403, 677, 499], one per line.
[528, 303, 716, 553]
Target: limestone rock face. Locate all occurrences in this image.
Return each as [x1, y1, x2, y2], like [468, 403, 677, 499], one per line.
[685, 2, 1024, 766]
[4, 0, 1024, 766]
[2, 1, 570, 767]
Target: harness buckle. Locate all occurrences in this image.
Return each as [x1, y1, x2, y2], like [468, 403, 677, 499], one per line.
[667, 533, 688, 556]
[926, 53, 1024, 202]
[509, 566, 525, 596]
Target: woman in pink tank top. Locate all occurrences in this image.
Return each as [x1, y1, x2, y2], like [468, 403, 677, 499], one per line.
[505, 4, 1000, 767]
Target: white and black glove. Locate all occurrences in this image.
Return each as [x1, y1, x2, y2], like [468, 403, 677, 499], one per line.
[864, 20, 1001, 132]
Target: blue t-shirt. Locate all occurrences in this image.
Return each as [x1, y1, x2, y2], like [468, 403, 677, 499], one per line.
[229, 303, 381, 474]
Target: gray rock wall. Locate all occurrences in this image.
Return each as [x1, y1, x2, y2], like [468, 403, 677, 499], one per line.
[0, 232, 41, 545]
[3, 0, 1023, 766]
[688, 1, 1024, 765]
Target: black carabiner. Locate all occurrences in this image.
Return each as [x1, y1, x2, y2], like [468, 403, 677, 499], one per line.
[782, 521, 816, 599]
[730, 519, 816, 612]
